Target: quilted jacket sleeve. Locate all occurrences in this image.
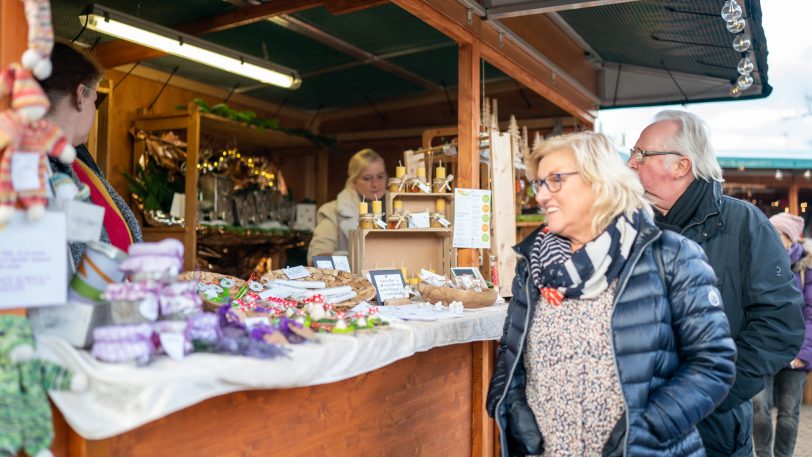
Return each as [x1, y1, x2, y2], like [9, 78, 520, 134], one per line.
[643, 234, 736, 441]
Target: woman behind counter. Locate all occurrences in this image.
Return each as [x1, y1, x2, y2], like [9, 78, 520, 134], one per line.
[486, 132, 735, 456]
[43, 41, 143, 266]
[308, 148, 386, 263]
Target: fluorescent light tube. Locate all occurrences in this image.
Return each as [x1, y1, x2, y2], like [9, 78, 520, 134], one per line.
[80, 5, 301, 89]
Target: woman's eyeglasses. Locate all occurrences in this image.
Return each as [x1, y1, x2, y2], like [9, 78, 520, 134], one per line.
[629, 148, 683, 164]
[530, 172, 579, 194]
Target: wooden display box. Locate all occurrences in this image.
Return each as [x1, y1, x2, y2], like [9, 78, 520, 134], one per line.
[386, 192, 453, 220]
[350, 228, 455, 278]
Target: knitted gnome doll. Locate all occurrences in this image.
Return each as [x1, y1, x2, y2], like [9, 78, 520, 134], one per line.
[0, 315, 87, 457]
[20, 0, 55, 80]
[0, 65, 75, 223]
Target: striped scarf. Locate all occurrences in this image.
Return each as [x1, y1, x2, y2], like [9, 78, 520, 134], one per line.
[530, 212, 640, 306]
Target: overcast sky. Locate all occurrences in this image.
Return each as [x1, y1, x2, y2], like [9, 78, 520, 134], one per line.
[596, 1, 812, 155]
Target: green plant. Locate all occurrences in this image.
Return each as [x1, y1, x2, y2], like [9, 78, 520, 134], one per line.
[122, 162, 184, 212]
[180, 98, 336, 149]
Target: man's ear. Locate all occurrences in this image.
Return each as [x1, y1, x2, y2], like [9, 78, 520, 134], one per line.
[673, 156, 693, 178]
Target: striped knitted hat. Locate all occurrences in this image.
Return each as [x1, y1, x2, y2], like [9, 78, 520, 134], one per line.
[10, 66, 49, 118]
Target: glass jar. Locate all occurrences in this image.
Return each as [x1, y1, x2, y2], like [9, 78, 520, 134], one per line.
[430, 212, 450, 228]
[359, 213, 374, 229]
[388, 177, 403, 193]
[433, 176, 451, 193]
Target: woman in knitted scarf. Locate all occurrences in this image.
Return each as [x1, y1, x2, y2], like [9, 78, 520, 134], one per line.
[486, 132, 736, 456]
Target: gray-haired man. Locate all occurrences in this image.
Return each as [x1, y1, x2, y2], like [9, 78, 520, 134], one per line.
[629, 110, 804, 457]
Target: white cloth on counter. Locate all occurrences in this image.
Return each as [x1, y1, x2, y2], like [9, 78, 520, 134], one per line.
[42, 304, 507, 440]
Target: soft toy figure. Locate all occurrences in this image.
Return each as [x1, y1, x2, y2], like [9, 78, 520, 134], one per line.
[0, 64, 49, 122]
[20, 0, 54, 80]
[0, 111, 75, 223]
[0, 66, 75, 223]
[0, 315, 87, 457]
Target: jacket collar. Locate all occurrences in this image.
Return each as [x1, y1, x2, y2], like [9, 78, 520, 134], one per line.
[682, 180, 725, 236]
[336, 186, 362, 218]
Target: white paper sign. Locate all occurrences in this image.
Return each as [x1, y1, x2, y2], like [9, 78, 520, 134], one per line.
[0, 211, 67, 308]
[409, 212, 430, 229]
[374, 218, 387, 229]
[453, 188, 492, 249]
[11, 152, 40, 191]
[332, 255, 351, 273]
[55, 200, 104, 243]
[159, 333, 187, 361]
[170, 193, 186, 219]
[369, 269, 408, 303]
[284, 265, 311, 279]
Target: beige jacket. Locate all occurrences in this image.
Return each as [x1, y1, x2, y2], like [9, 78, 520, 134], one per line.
[307, 186, 360, 264]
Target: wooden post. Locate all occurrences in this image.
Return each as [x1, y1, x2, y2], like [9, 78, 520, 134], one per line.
[184, 103, 201, 271]
[0, 0, 26, 68]
[457, 42, 481, 269]
[0, 0, 28, 316]
[789, 179, 800, 215]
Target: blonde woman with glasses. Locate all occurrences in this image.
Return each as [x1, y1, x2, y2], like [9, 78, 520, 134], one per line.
[486, 131, 735, 456]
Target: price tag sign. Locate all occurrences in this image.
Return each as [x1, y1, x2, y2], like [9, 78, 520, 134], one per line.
[409, 212, 430, 229]
[436, 216, 451, 228]
[332, 255, 351, 272]
[368, 269, 408, 303]
[417, 182, 432, 193]
[11, 152, 40, 191]
[374, 218, 387, 229]
[51, 200, 104, 243]
[284, 265, 311, 279]
[312, 256, 335, 269]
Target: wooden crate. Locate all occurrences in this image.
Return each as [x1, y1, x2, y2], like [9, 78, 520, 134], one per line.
[350, 228, 455, 278]
[386, 191, 454, 221]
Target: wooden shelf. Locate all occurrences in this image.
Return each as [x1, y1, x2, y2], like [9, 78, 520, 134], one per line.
[359, 228, 452, 235]
[199, 113, 311, 151]
[388, 192, 453, 199]
[133, 102, 314, 271]
[515, 220, 542, 228]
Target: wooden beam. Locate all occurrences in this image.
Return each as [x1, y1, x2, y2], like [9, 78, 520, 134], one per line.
[320, 78, 516, 123]
[326, 0, 389, 14]
[392, 0, 597, 125]
[92, 0, 323, 68]
[457, 42, 480, 269]
[333, 117, 580, 142]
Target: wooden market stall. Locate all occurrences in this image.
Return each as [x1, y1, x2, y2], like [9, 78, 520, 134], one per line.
[0, 0, 779, 454]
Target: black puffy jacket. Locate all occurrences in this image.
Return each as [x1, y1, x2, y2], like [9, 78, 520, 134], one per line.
[486, 213, 736, 456]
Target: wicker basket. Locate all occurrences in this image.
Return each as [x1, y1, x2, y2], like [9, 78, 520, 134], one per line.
[261, 267, 376, 309]
[178, 271, 245, 312]
[418, 283, 498, 309]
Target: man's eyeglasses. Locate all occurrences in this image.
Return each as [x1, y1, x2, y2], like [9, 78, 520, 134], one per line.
[530, 172, 579, 195]
[629, 148, 683, 164]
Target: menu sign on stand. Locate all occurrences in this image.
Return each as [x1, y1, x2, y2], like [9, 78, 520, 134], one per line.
[368, 269, 408, 304]
[0, 211, 68, 307]
[452, 188, 492, 249]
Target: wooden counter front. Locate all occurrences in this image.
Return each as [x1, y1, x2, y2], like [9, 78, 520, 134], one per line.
[52, 342, 496, 456]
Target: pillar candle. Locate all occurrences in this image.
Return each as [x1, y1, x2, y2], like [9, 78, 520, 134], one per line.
[435, 198, 446, 212]
[359, 202, 369, 214]
[395, 165, 406, 178]
[416, 166, 426, 178]
[372, 200, 383, 214]
[435, 163, 446, 179]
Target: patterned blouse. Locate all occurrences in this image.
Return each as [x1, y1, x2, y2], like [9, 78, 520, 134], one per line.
[523, 281, 625, 456]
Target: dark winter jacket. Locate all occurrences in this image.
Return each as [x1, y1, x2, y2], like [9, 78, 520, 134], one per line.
[789, 241, 812, 371]
[675, 182, 804, 408]
[666, 181, 804, 457]
[486, 213, 736, 457]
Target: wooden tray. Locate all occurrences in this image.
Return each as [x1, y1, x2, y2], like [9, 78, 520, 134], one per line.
[418, 283, 498, 309]
[178, 271, 245, 312]
[261, 267, 376, 309]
